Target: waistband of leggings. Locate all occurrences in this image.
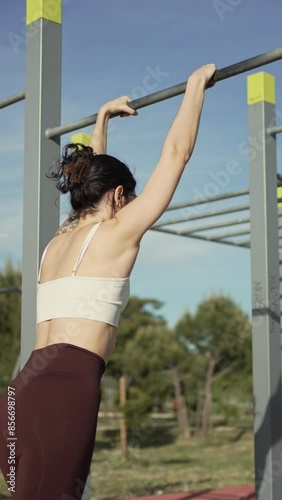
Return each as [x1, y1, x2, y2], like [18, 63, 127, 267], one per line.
[32, 343, 106, 373]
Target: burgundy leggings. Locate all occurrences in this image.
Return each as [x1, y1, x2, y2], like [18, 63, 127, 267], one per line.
[0, 342, 105, 500]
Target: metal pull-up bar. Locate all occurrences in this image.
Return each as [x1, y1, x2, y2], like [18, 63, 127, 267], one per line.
[0, 91, 25, 110]
[45, 47, 282, 140]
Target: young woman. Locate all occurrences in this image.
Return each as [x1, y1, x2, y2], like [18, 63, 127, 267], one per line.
[0, 63, 216, 499]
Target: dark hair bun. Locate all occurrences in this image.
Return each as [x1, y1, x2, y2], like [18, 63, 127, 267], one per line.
[47, 143, 136, 217]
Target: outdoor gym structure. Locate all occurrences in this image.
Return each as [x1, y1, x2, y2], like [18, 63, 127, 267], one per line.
[1, 1, 282, 499]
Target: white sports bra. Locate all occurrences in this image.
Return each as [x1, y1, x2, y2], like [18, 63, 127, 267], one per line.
[37, 222, 130, 328]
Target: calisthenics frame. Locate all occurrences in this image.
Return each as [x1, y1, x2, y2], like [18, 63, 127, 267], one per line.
[1, 0, 282, 499]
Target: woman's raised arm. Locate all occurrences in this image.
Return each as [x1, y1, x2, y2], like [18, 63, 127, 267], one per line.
[54, 97, 137, 236]
[115, 64, 217, 244]
[89, 96, 137, 154]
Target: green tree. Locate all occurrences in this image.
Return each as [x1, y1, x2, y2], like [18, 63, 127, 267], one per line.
[123, 325, 183, 397]
[0, 260, 21, 393]
[175, 293, 252, 437]
[107, 296, 166, 377]
[122, 325, 189, 431]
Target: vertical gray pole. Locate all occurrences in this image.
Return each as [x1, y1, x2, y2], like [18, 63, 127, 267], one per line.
[278, 197, 282, 335]
[248, 72, 282, 499]
[21, 1, 62, 368]
[21, 4, 61, 367]
[279, 206, 282, 339]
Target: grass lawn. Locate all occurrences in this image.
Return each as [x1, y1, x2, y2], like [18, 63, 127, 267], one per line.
[0, 424, 254, 499]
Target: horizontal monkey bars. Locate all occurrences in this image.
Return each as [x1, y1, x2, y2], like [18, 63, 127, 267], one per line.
[45, 47, 282, 139]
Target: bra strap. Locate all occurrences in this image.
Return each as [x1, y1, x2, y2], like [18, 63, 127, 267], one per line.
[38, 237, 56, 283]
[72, 222, 102, 275]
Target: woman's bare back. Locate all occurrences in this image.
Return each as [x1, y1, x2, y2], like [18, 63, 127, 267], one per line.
[34, 218, 139, 363]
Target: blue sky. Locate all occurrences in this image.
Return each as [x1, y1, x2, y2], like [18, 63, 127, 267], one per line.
[1, 0, 282, 327]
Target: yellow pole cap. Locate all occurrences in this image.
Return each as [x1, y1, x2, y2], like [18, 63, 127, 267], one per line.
[71, 133, 91, 146]
[278, 186, 282, 207]
[247, 72, 276, 105]
[26, 0, 62, 25]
